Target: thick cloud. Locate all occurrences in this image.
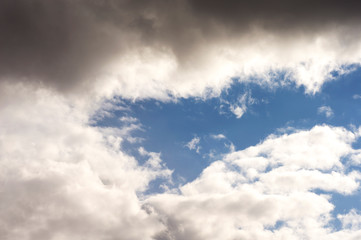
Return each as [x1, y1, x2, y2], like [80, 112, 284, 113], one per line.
[0, 83, 171, 239]
[1, 0, 361, 99]
[148, 125, 361, 240]
[1, 82, 361, 239]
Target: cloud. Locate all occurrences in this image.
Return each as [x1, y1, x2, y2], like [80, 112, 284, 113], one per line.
[2, 1, 361, 239]
[0, 83, 171, 239]
[1, 83, 361, 240]
[1, 0, 361, 100]
[318, 105, 334, 118]
[229, 92, 256, 118]
[119, 116, 138, 123]
[185, 137, 201, 153]
[229, 105, 246, 119]
[353, 94, 361, 99]
[210, 134, 226, 140]
[338, 209, 361, 231]
[148, 125, 361, 239]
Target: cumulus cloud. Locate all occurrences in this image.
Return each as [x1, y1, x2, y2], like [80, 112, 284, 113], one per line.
[148, 125, 361, 239]
[1, 0, 361, 100]
[1, 83, 361, 239]
[318, 105, 334, 118]
[0, 83, 171, 239]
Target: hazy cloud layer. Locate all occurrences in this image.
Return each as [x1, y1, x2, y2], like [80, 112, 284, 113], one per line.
[1, 0, 361, 99]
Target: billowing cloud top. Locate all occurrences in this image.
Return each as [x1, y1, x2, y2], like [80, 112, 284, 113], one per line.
[1, 0, 361, 99]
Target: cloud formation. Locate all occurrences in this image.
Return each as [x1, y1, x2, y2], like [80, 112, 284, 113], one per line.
[2, 1, 361, 239]
[149, 125, 361, 240]
[0, 83, 171, 239]
[1, 0, 361, 100]
[1, 82, 361, 239]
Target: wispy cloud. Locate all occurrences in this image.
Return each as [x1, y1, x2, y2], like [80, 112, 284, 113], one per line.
[210, 134, 226, 140]
[353, 94, 361, 100]
[185, 136, 201, 153]
[317, 105, 334, 118]
[229, 92, 256, 118]
[229, 105, 246, 118]
[119, 116, 138, 123]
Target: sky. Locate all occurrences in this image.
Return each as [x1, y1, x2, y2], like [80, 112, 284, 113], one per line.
[1, 1, 361, 240]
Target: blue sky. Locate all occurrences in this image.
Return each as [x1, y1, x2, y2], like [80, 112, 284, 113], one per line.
[92, 67, 361, 231]
[98, 67, 361, 182]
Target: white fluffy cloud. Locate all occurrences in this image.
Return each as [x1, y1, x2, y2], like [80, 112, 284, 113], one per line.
[1, 82, 361, 239]
[148, 125, 361, 240]
[94, 29, 361, 101]
[0, 82, 171, 239]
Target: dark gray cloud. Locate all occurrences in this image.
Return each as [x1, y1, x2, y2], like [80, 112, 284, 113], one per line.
[0, 0, 124, 91]
[1, 0, 361, 93]
[188, 0, 361, 30]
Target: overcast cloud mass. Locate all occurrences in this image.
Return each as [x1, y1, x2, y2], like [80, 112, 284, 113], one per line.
[1, 1, 361, 240]
[1, 0, 361, 99]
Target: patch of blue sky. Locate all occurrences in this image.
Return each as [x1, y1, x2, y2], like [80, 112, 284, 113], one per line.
[264, 220, 286, 232]
[96, 66, 361, 179]
[95, 66, 361, 227]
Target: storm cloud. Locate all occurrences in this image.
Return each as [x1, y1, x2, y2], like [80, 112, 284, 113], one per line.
[1, 0, 361, 98]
